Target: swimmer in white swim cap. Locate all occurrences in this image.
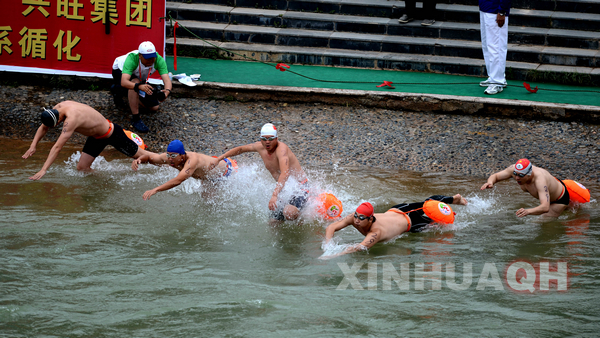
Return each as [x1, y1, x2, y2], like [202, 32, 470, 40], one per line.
[210, 123, 309, 222]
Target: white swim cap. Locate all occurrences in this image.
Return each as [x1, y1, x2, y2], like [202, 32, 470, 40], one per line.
[260, 123, 277, 138]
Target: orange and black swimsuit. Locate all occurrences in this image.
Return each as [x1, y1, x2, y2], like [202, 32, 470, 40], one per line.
[386, 195, 454, 233]
[94, 119, 113, 139]
[551, 178, 570, 206]
[82, 122, 138, 158]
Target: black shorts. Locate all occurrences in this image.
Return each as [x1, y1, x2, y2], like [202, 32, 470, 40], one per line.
[389, 195, 454, 233]
[138, 90, 160, 108]
[271, 180, 310, 221]
[551, 179, 571, 206]
[82, 123, 139, 158]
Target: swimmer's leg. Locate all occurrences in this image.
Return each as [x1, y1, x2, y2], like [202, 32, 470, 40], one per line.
[77, 152, 96, 171]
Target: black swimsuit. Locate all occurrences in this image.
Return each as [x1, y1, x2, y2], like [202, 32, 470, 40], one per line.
[551, 179, 571, 206]
[388, 195, 454, 233]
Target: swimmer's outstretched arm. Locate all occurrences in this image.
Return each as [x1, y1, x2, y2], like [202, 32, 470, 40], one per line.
[208, 143, 257, 170]
[324, 214, 354, 243]
[22, 125, 50, 159]
[142, 155, 197, 200]
[132, 153, 168, 171]
[481, 166, 514, 190]
[320, 228, 382, 260]
[29, 124, 75, 180]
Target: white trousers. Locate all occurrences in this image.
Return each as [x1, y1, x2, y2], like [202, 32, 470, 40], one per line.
[480, 11, 508, 84]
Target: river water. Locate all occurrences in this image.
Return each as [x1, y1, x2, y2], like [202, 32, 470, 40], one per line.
[1, 138, 599, 337]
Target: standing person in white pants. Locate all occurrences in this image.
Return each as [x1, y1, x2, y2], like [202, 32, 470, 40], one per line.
[479, 0, 511, 95]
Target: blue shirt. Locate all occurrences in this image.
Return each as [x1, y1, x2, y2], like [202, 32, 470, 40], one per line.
[479, 0, 511, 16]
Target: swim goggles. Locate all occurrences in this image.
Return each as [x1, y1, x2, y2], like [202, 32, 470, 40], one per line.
[260, 136, 276, 141]
[354, 212, 370, 221]
[513, 166, 532, 177]
[166, 153, 181, 158]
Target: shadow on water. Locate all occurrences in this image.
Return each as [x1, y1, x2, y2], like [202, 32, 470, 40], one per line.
[2, 137, 600, 336]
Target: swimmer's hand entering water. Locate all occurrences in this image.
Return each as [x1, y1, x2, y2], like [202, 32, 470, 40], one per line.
[131, 158, 143, 171]
[480, 182, 494, 190]
[29, 169, 46, 180]
[22, 147, 36, 159]
[143, 188, 158, 201]
[516, 208, 532, 218]
[268, 195, 278, 211]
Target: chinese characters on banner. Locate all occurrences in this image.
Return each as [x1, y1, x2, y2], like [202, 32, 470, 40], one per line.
[1, 0, 165, 77]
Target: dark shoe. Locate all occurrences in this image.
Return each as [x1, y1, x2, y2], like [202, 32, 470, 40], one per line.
[132, 118, 149, 133]
[110, 84, 125, 107]
[398, 14, 413, 24]
[421, 19, 435, 26]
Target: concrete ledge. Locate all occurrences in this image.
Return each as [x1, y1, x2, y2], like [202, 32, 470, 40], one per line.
[172, 80, 600, 123]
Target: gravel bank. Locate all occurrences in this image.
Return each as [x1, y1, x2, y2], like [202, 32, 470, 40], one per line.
[1, 85, 599, 183]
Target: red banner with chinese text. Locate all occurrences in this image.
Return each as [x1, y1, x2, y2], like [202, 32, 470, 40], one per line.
[0, 0, 165, 78]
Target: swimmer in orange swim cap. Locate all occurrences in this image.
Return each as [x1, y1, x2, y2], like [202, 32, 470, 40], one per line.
[132, 139, 238, 200]
[321, 194, 467, 259]
[481, 158, 575, 218]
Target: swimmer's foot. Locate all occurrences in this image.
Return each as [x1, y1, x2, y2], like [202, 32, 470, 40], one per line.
[453, 194, 468, 205]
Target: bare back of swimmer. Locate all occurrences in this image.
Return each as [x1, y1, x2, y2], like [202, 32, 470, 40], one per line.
[23, 100, 153, 180]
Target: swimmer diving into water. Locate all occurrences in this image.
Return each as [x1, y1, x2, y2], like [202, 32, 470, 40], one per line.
[131, 139, 237, 200]
[321, 194, 468, 259]
[23, 100, 155, 180]
[209, 123, 309, 221]
[481, 158, 573, 218]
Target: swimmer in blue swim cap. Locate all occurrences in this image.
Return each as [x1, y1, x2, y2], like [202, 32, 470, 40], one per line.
[23, 101, 155, 180]
[481, 158, 572, 218]
[131, 139, 238, 200]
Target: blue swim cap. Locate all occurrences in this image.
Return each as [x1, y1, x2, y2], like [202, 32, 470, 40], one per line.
[167, 139, 185, 154]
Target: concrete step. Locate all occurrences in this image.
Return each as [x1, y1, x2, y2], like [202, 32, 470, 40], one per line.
[167, 0, 600, 15]
[166, 38, 600, 86]
[167, 3, 600, 49]
[438, 0, 600, 14]
[169, 19, 600, 67]
[167, 2, 600, 31]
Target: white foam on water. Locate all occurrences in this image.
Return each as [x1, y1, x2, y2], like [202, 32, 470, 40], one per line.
[319, 237, 357, 258]
[63, 151, 140, 177]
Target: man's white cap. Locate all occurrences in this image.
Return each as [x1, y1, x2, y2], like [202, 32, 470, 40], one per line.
[138, 41, 157, 59]
[260, 123, 277, 138]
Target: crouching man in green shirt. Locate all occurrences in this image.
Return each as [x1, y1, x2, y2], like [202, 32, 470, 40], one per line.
[114, 41, 172, 133]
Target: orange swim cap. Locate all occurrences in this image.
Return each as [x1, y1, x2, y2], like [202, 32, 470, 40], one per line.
[317, 193, 343, 220]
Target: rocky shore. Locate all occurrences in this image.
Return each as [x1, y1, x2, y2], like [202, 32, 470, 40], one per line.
[1, 84, 599, 183]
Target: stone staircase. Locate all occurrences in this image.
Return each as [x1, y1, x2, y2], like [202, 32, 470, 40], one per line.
[164, 0, 600, 86]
